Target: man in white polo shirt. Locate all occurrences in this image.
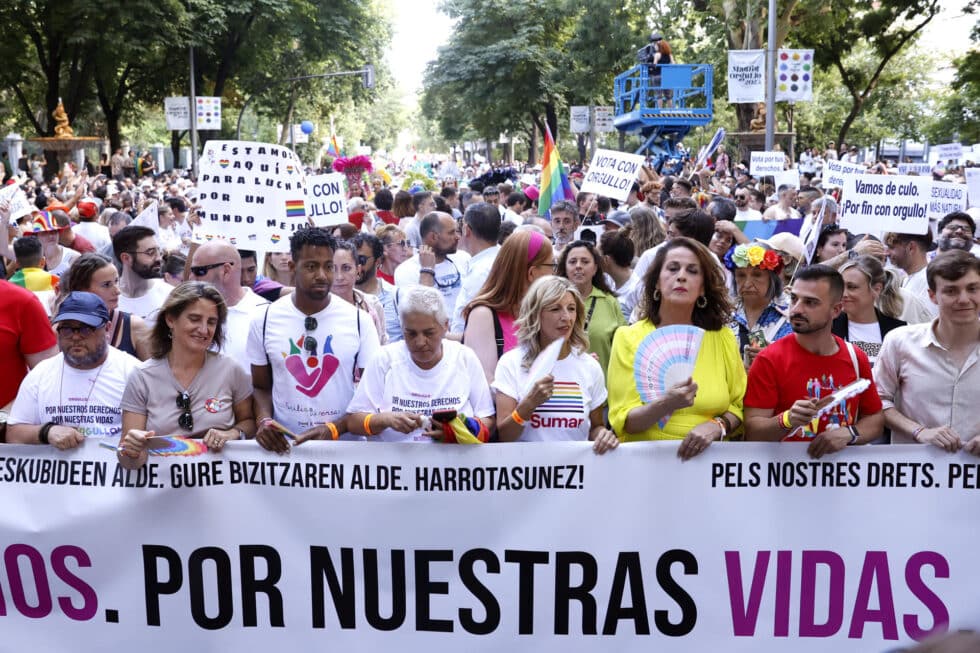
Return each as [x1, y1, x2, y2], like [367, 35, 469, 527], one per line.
[395, 211, 470, 317]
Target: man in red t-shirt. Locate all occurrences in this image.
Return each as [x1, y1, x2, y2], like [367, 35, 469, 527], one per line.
[0, 281, 58, 440]
[744, 264, 883, 458]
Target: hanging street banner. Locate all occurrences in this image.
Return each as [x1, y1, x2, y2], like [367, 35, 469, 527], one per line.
[775, 49, 815, 102]
[727, 50, 766, 103]
[839, 173, 931, 235]
[570, 107, 590, 133]
[305, 172, 348, 226]
[198, 141, 309, 252]
[1, 441, 978, 651]
[580, 149, 647, 202]
[749, 151, 785, 176]
[824, 159, 866, 188]
[164, 97, 222, 130]
[594, 106, 616, 133]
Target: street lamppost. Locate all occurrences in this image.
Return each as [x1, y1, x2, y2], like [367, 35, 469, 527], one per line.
[235, 64, 375, 141]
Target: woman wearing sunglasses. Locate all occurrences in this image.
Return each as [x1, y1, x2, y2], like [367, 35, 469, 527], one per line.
[116, 281, 255, 469]
[330, 240, 387, 344]
[375, 224, 411, 284]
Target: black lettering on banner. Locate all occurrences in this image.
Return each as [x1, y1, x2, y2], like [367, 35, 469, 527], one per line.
[143, 545, 182, 626]
[363, 549, 406, 630]
[415, 549, 453, 632]
[188, 547, 233, 630]
[602, 552, 650, 635]
[240, 545, 284, 627]
[554, 551, 598, 634]
[655, 549, 698, 636]
[310, 546, 356, 628]
[504, 549, 550, 634]
[458, 548, 501, 635]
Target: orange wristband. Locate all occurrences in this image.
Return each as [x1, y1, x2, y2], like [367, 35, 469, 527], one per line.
[511, 409, 526, 426]
[325, 422, 339, 441]
[363, 414, 374, 436]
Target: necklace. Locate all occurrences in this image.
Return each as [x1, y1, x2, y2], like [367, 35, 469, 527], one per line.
[58, 356, 107, 431]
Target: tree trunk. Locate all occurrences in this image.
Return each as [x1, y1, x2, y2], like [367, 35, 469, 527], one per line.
[527, 122, 538, 166]
[545, 102, 559, 143]
[576, 133, 587, 164]
[105, 112, 122, 154]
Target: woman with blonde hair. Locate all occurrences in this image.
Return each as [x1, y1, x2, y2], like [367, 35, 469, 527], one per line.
[628, 204, 666, 254]
[492, 276, 618, 453]
[832, 254, 906, 365]
[262, 251, 293, 286]
[374, 223, 411, 284]
[463, 229, 555, 382]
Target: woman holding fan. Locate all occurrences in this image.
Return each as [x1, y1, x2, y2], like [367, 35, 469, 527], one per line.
[493, 277, 618, 453]
[607, 238, 745, 458]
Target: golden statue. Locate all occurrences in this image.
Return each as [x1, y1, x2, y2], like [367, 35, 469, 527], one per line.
[749, 103, 766, 132]
[52, 99, 74, 138]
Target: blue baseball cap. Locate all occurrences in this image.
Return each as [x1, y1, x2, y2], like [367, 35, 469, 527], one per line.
[53, 292, 110, 327]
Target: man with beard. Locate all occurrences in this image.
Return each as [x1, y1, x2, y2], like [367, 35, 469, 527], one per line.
[744, 265, 884, 458]
[935, 212, 978, 256]
[112, 225, 172, 323]
[549, 200, 579, 255]
[394, 211, 470, 316]
[353, 232, 401, 343]
[248, 227, 381, 452]
[7, 292, 139, 448]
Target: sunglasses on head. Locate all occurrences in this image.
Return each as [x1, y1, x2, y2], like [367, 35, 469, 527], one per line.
[176, 392, 193, 430]
[190, 261, 229, 277]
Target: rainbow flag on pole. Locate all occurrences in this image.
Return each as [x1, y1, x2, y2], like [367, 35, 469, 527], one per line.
[537, 124, 577, 216]
[326, 134, 342, 158]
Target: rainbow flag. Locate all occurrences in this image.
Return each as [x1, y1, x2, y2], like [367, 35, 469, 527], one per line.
[285, 199, 306, 218]
[537, 124, 577, 216]
[326, 135, 342, 158]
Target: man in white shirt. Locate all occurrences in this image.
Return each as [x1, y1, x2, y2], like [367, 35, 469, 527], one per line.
[112, 225, 172, 323]
[190, 240, 268, 374]
[353, 232, 402, 343]
[395, 212, 470, 318]
[452, 202, 501, 333]
[7, 292, 139, 447]
[884, 230, 937, 318]
[74, 198, 112, 252]
[401, 191, 435, 249]
[501, 191, 527, 226]
[733, 186, 762, 222]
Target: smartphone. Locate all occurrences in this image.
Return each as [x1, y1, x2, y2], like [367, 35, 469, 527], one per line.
[431, 410, 457, 424]
[747, 329, 767, 350]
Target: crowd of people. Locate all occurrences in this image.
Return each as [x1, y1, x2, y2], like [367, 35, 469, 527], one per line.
[1, 147, 978, 465]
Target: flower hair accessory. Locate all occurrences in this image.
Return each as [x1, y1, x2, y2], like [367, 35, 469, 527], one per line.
[723, 244, 784, 274]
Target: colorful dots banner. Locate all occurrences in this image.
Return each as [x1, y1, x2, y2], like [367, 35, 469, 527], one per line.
[775, 49, 815, 102]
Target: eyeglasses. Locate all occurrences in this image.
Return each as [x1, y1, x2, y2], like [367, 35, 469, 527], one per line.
[355, 254, 373, 266]
[190, 261, 230, 277]
[176, 392, 194, 430]
[130, 248, 160, 258]
[734, 194, 748, 200]
[56, 324, 97, 337]
[303, 316, 318, 356]
[534, 261, 558, 272]
[384, 239, 408, 248]
[943, 224, 972, 235]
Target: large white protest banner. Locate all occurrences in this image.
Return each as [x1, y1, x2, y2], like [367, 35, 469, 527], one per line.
[933, 142, 963, 161]
[774, 49, 814, 102]
[927, 181, 967, 220]
[897, 163, 931, 176]
[198, 141, 309, 252]
[1, 441, 977, 651]
[839, 173, 930, 235]
[966, 168, 980, 207]
[749, 151, 785, 176]
[305, 172, 348, 226]
[824, 159, 866, 188]
[580, 149, 646, 202]
[728, 50, 766, 103]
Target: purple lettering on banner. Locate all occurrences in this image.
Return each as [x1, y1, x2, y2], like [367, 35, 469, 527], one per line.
[904, 551, 951, 641]
[725, 550, 770, 636]
[774, 550, 793, 637]
[799, 550, 845, 637]
[4, 544, 53, 618]
[51, 545, 98, 621]
[848, 551, 898, 639]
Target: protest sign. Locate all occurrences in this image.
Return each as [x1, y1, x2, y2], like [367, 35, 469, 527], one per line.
[728, 50, 765, 103]
[927, 182, 967, 220]
[897, 163, 931, 176]
[2, 440, 978, 651]
[933, 142, 963, 161]
[580, 149, 646, 202]
[305, 173, 347, 226]
[824, 159, 866, 188]
[774, 49, 814, 102]
[0, 184, 34, 222]
[839, 173, 930, 235]
[198, 141, 309, 252]
[131, 200, 159, 234]
[773, 168, 800, 190]
[966, 168, 980, 207]
[749, 151, 784, 176]
[570, 106, 589, 133]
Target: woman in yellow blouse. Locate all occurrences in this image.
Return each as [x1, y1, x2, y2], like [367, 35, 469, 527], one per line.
[608, 237, 745, 458]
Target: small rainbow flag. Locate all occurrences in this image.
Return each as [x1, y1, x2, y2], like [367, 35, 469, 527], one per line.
[537, 124, 577, 217]
[326, 134, 342, 158]
[285, 200, 305, 218]
[536, 381, 584, 413]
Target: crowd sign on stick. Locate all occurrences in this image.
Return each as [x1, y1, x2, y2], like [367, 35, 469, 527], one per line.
[927, 182, 967, 220]
[824, 159, 866, 188]
[839, 173, 930, 235]
[198, 141, 309, 252]
[965, 168, 980, 207]
[580, 148, 646, 202]
[933, 142, 963, 161]
[305, 173, 348, 227]
[897, 163, 931, 176]
[749, 151, 784, 176]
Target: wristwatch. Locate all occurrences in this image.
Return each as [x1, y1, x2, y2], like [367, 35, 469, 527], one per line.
[847, 249, 858, 261]
[847, 425, 859, 445]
